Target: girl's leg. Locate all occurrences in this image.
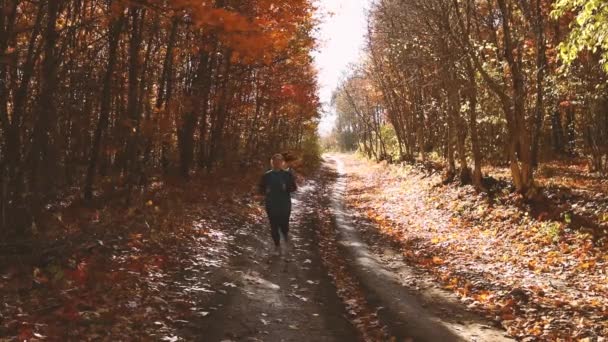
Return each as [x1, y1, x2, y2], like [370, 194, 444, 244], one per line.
[280, 212, 290, 242]
[270, 217, 281, 247]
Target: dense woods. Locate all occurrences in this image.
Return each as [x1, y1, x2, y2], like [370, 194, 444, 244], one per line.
[328, 0, 608, 196]
[0, 0, 319, 235]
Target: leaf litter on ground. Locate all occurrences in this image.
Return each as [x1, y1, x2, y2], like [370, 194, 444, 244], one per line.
[0, 170, 264, 340]
[340, 154, 608, 340]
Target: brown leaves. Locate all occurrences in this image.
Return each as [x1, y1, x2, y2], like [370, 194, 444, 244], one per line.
[341, 154, 608, 339]
[0, 169, 264, 340]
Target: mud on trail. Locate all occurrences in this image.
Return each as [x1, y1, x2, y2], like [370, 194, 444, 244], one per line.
[189, 156, 512, 342]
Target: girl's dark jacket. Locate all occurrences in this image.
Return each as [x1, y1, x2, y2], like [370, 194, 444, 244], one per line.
[258, 169, 297, 216]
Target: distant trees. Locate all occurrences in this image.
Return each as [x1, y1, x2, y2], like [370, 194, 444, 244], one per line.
[331, 0, 608, 196]
[332, 73, 388, 160]
[0, 0, 319, 234]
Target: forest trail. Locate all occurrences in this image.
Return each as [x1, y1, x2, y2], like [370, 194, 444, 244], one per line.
[0, 154, 519, 341]
[191, 155, 512, 341]
[182, 176, 358, 341]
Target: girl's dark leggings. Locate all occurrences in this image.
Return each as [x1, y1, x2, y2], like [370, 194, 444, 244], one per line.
[268, 212, 290, 246]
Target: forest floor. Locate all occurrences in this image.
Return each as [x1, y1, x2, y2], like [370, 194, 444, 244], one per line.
[0, 170, 266, 340]
[338, 153, 608, 340]
[0, 155, 520, 341]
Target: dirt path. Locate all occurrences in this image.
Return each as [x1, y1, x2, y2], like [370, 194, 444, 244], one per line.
[183, 156, 512, 341]
[183, 178, 358, 341]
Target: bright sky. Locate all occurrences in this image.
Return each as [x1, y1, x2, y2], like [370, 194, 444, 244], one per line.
[313, 0, 370, 137]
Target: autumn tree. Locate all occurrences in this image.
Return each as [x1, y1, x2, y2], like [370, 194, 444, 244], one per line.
[330, 0, 606, 196]
[0, 0, 320, 235]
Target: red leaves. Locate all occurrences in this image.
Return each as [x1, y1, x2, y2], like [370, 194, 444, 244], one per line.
[67, 261, 88, 285]
[280, 84, 297, 97]
[176, 1, 313, 66]
[54, 301, 81, 321]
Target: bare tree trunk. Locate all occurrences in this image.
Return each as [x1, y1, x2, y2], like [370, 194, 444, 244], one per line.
[530, 0, 547, 168]
[565, 106, 575, 155]
[30, 0, 61, 198]
[84, 12, 123, 201]
[158, 19, 179, 174]
[208, 51, 233, 168]
[179, 48, 210, 178]
[497, 0, 535, 196]
[465, 61, 483, 189]
[445, 90, 457, 181]
[124, 7, 144, 203]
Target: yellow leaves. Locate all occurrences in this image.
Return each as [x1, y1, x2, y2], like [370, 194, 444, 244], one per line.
[458, 282, 472, 298]
[545, 251, 562, 266]
[480, 229, 493, 237]
[587, 298, 604, 308]
[527, 324, 543, 337]
[475, 290, 492, 302]
[516, 243, 528, 254]
[527, 259, 550, 274]
[444, 277, 459, 290]
[56, 17, 66, 29]
[578, 259, 596, 270]
[417, 255, 447, 269]
[432, 256, 444, 265]
[339, 155, 608, 339]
